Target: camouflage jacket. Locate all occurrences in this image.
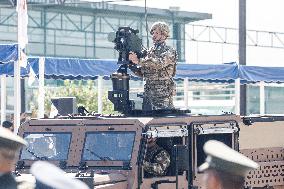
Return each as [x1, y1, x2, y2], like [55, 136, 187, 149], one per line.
[131, 42, 178, 81]
[129, 42, 178, 109]
[143, 143, 170, 176]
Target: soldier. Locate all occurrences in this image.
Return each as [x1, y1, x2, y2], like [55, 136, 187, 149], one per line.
[143, 137, 170, 177]
[129, 21, 178, 110]
[0, 127, 34, 189]
[198, 140, 259, 189]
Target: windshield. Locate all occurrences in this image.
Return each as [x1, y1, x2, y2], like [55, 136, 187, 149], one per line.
[82, 132, 135, 161]
[20, 133, 71, 160]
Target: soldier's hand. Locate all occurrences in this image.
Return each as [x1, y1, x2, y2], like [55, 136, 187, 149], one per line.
[129, 51, 139, 64]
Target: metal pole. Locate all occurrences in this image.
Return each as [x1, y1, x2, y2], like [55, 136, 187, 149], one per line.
[21, 78, 25, 113]
[184, 77, 189, 109]
[97, 76, 103, 114]
[38, 57, 45, 118]
[259, 81, 265, 115]
[14, 51, 21, 134]
[1, 75, 7, 124]
[43, 8, 47, 56]
[239, 0, 247, 115]
[234, 78, 240, 115]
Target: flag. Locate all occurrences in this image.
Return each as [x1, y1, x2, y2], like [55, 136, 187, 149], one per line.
[17, 0, 28, 49]
[28, 66, 36, 86]
[19, 51, 27, 68]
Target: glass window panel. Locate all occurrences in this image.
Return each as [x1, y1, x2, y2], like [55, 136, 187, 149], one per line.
[82, 16, 94, 32]
[21, 133, 72, 160]
[46, 13, 61, 29]
[28, 43, 45, 55]
[265, 86, 284, 114]
[56, 45, 85, 57]
[247, 85, 260, 115]
[82, 132, 135, 161]
[175, 81, 235, 115]
[46, 44, 55, 56]
[95, 47, 117, 59]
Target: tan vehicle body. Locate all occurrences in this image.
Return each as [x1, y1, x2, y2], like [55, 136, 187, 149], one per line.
[16, 114, 284, 189]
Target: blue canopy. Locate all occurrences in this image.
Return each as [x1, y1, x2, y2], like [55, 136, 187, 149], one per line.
[239, 65, 284, 83]
[176, 62, 238, 82]
[0, 57, 37, 77]
[1, 56, 284, 83]
[0, 44, 18, 63]
[40, 58, 240, 82]
[43, 58, 239, 82]
[44, 58, 117, 80]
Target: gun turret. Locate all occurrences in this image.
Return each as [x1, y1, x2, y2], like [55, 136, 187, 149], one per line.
[108, 27, 146, 115]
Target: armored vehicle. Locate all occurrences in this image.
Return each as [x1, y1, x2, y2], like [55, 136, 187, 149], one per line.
[16, 114, 241, 189]
[14, 28, 284, 187]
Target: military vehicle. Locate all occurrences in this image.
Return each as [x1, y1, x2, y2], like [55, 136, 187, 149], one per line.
[15, 27, 284, 188]
[16, 114, 240, 189]
[16, 114, 284, 189]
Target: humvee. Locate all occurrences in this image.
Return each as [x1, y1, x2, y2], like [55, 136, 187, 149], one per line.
[16, 114, 241, 189]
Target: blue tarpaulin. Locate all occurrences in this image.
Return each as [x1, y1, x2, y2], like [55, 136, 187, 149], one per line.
[0, 57, 37, 77]
[1, 55, 284, 83]
[44, 59, 239, 82]
[239, 65, 284, 83]
[44, 58, 117, 80]
[0, 44, 18, 63]
[176, 62, 238, 82]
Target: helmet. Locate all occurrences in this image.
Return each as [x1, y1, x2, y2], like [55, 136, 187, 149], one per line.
[150, 21, 170, 38]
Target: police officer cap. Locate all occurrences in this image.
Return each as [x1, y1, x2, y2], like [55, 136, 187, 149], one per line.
[31, 161, 90, 189]
[0, 127, 27, 150]
[198, 140, 259, 177]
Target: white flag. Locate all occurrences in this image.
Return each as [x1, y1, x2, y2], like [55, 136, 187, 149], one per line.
[28, 66, 36, 86]
[19, 51, 27, 68]
[17, 0, 28, 49]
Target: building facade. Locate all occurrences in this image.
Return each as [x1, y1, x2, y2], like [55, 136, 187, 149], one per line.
[0, 1, 213, 116]
[0, 1, 211, 60]
[2, 1, 283, 117]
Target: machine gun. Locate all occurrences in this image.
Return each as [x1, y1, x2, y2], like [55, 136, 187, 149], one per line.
[108, 27, 146, 115]
[108, 27, 190, 116]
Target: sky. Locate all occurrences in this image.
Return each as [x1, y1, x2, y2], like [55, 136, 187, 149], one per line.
[114, 0, 284, 67]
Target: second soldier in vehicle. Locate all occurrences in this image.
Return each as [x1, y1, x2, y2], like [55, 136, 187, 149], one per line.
[143, 136, 170, 177]
[129, 21, 178, 110]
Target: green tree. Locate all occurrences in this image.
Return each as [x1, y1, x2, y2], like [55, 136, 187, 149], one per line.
[44, 80, 114, 115]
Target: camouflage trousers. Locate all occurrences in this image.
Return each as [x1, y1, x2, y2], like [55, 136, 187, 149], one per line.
[143, 79, 176, 110]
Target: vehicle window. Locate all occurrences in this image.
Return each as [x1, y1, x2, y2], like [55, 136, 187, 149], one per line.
[20, 133, 72, 160]
[82, 132, 135, 161]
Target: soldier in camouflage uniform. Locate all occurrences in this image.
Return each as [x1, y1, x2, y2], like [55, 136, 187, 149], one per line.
[129, 21, 178, 110]
[143, 137, 170, 177]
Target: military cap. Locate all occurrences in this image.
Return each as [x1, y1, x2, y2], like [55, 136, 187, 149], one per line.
[198, 140, 259, 177]
[0, 127, 27, 150]
[31, 161, 89, 189]
[150, 21, 170, 37]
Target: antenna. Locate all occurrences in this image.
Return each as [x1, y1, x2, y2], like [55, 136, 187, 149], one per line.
[144, 0, 149, 48]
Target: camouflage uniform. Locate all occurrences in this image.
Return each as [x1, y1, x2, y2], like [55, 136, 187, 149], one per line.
[130, 22, 178, 110]
[144, 142, 170, 176]
[131, 42, 178, 110]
